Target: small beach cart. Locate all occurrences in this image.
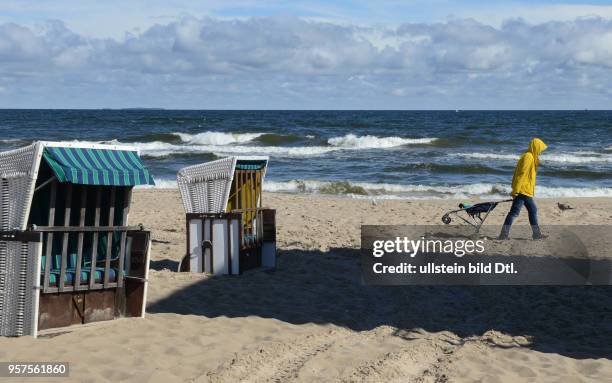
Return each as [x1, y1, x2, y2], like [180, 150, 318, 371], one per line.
[177, 156, 276, 275]
[441, 199, 513, 233]
[0, 141, 154, 337]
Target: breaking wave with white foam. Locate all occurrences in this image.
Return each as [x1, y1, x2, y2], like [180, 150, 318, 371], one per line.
[136, 178, 177, 189]
[127, 132, 438, 158]
[262, 180, 612, 199]
[135, 141, 338, 157]
[455, 152, 612, 164]
[327, 134, 437, 148]
[142, 177, 612, 198]
[172, 131, 265, 145]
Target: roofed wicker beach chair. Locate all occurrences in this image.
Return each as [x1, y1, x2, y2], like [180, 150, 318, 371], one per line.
[0, 141, 154, 337]
[177, 156, 276, 275]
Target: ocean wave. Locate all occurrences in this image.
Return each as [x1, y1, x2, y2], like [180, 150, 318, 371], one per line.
[0, 138, 30, 147]
[327, 134, 437, 149]
[543, 153, 612, 164]
[263, 180, 504, 198]
[62, 132, 438, 158]
[541, 168, 612, 180]
[387, 162, 608, 179]
[263, 180, 612, 199]
[128, 132, 184, 144]
[136, 178, 177, 189]
[172, 131, 266, 145]
[139, 177, 612, 198]
[455, 152, 612, 164]
[33, 138, 337, 158]
[453, 153, 518, 161]
[536, 185, 612, 198]
[264, 181, 511, 198]
[255, 133, 310, 145]
[134, 130, 317, 147]
[132, 135, 437, 158]
[135, 141, 338, 157]
[388, 163, 507, 175]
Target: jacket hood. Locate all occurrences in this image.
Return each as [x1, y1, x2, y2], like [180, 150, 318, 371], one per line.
[528, 138, 547, 166]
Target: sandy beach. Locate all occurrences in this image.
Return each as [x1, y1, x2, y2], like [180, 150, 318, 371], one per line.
[1, 189, 611, 382]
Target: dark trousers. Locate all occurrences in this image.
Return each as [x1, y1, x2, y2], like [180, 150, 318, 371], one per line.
[499, 194, 541, 238]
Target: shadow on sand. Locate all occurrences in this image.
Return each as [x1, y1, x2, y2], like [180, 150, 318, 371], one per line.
[147, 248, 612, 360]
[150, 259, 180, 271]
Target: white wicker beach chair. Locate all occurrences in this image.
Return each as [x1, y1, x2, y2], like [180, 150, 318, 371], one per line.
[177, 156, 276, 275]
[177, 156, 237, 214]
[0, 141, 153, 337]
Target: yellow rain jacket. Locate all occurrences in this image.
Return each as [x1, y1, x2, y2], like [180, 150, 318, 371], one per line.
[511, 138, 548, 197]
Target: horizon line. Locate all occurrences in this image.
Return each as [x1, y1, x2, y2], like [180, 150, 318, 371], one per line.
[0, 108, 606, 112]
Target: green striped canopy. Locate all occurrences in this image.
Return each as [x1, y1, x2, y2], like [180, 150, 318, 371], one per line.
[236, 159, 267, 170]
[43, 147, 155, 186]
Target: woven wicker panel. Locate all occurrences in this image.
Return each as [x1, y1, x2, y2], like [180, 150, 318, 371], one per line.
[0, 179, 7, 231]
[177, 157, 236, 213]
[211, 179, 228, 212]
[0, 144, 36, 179]
[0, 241, 5, 334]
[0, 144, 38, 230]
[0, 143, 40, 336]
[0, 240, 39, 336]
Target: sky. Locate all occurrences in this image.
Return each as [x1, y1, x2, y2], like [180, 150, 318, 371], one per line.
[1, 1, 612, 109]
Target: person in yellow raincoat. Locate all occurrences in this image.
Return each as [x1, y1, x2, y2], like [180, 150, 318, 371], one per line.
[498, 138, 548, 240]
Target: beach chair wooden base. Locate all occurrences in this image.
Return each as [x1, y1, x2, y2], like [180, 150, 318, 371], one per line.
[179, 209, 276, 275]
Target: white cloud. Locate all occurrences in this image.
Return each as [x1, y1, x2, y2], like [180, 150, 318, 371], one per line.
[463, 5, 612, 27]
[391, 88, 407, 96]
[0, 15, 611, 108]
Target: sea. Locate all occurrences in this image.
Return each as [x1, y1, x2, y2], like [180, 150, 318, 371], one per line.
[1, 109, 611, 200]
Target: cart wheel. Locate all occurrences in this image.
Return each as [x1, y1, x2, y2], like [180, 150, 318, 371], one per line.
[442, 214, 451, 224]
